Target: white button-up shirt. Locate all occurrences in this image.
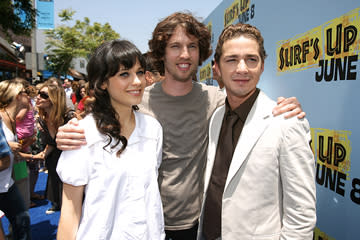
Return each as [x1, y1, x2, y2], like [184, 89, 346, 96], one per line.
[64, 87, 72, 99]
[57, 112, 165, 239]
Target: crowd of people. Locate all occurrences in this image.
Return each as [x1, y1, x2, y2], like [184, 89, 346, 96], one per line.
[0, 76, 93, 239]
[0, 11, 316, 240]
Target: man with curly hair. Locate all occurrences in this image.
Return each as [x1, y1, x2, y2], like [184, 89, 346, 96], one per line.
[140, 12, 226, 239]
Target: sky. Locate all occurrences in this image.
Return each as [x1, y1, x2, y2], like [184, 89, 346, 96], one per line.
[54, 0, 222, 53]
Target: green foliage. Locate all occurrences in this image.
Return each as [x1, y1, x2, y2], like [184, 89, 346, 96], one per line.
[0, 0, 37, 38]
[45, 9, 120, 75]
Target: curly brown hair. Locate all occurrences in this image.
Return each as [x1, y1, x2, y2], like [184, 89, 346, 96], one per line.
[148, 12, 212, 74]
[215, 23, 267, 64]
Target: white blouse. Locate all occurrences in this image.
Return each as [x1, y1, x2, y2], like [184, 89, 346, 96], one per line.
[57, 112, 165, 240]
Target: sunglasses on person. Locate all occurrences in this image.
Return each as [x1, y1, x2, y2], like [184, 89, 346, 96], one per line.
[38, 91, 49, 99]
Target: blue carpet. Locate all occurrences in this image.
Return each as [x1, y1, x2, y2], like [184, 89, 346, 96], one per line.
[2, 172, 60, 240]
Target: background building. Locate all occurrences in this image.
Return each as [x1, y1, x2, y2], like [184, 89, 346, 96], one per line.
[0, 30, 31, 81]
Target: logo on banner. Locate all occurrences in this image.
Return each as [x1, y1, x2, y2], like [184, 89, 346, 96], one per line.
[277, 8, 359, 82]
[199, 62, 212, 84]
[207, 21, 214, 44]
[224, 0, 255, 27]
[311, 128, 360, 205]
[314, 227, 335, 240]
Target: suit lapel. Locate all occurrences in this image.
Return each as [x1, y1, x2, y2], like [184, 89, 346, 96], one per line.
[225, 92, 275, 189]
[204, 106, 225, 192]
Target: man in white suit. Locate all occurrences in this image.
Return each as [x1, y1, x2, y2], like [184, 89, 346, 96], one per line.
[198, 23, 316, 240]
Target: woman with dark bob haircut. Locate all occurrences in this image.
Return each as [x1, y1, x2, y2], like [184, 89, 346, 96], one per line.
[56, 39, 165, 239]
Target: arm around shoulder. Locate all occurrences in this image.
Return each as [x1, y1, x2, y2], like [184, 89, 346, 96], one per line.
[56, 117, 87, 151]
[273, 96, 306, 119]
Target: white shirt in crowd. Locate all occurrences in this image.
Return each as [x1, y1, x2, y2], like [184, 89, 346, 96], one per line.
[64, 87, 72, 99]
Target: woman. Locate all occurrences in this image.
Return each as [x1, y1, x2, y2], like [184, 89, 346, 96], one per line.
[72, 84, 86, 109]
[70, 81, 80, 105]
[56, 40, 164, 239]
[0, 79, 31, 240]
[16, 83, 46, 207]
[36, 82, 74, 214]
[76, 82, 95, 119]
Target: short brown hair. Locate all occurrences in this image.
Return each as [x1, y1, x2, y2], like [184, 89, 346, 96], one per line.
[214, 23, 267, 64]
[148, 12, 212, 74]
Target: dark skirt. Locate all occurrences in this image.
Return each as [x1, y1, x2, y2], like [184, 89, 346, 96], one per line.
[45, 148, 62, 208]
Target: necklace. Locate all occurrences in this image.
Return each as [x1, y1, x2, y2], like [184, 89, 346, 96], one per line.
[4, 108, 17, 139]
[4, 108, 14, 123]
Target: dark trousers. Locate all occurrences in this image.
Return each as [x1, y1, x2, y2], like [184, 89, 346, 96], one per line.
[45, 152, 62, 208]
[165, 223, 198, 240]
[0, 184, 31, 240]
[27, 161, 39, 196]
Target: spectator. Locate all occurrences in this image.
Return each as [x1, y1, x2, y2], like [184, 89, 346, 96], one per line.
[143, 52, 165, 86]
[73, 85, 86, 110]
[36, 82, 75, 214]
[0, 79, 31, 240]
[15, 96, 35, 208]
[70, 81, 80, 105]
[63, 78, 73, 99]
[16, 82, 46, 208]
[211, 59, 224, 90]
[47, 78, 74, 110]
[76, 83, 95, 119]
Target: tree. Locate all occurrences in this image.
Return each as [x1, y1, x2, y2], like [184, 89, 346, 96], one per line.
[0, 0, 37, 38]
[45, 9, 120, 75]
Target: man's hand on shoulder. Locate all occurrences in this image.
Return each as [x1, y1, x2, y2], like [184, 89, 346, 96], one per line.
[273, 96, 306, 119]
[56, 118, 87, 151]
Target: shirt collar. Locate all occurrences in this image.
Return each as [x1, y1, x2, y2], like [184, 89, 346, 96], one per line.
[225, 88, 260, 123]
[85, 111, 157, 149]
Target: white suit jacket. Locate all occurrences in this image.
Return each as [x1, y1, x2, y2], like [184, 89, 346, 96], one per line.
[198, 91, 316, 240]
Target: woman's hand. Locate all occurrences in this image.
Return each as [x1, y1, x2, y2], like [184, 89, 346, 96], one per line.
[8, 141, 22, 152]
[33, 151, 45, 161]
